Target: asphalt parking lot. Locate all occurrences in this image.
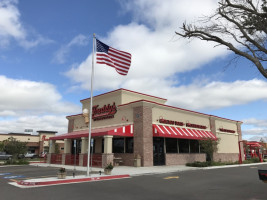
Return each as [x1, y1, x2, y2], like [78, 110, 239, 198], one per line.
[1, 164, 267, 200]
[0, 165, 85, 182]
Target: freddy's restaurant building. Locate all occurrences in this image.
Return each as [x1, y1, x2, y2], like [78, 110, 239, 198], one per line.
[48, 89, 244, 167]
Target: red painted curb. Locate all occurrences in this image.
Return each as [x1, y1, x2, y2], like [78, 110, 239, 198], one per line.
[17, 174, 130, 186]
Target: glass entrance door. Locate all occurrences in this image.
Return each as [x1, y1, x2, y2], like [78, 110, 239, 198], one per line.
[153, 137, 165, 166]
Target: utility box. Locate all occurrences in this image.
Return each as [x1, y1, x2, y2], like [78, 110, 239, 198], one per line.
[134, 154, 141, 167]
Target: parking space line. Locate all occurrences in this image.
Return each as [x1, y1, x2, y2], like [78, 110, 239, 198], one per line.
[164, 176, 179, 180]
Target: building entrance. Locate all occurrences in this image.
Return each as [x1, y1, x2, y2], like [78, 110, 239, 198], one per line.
[153, 137, 165, 166]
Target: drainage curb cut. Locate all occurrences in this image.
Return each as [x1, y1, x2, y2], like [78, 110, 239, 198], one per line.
[17, 174, 130, 186]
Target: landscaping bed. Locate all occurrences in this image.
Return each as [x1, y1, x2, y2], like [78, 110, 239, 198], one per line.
[186, 158, 262, 167]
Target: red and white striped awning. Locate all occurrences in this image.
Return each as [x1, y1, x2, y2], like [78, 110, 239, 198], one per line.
[50, 124, 133, 140]
[153, 124, 217, 140]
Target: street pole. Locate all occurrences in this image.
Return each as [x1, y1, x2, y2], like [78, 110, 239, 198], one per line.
[86, 34, 95, 176]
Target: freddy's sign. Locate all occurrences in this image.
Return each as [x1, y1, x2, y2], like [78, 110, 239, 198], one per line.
[92, 102, 117, 121]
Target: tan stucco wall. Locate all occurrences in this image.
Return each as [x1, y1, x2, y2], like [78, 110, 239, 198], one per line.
[215, 120, 238, 133]
[216, 132, 239, 153]
[0, 133, 60, 150]
[71, 106, 134, 131]
[121, 90, 166, 105]
[81, 92, 122, 112]
[0, 135, 39, 143]
[81, 89, 166, 111]
[152, 106, 210, 129]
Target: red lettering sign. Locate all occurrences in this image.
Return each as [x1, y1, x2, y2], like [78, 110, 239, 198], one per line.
[186, 123, 206, 129]
[219, 128, 235, 133]
[159, 118, 184, 126]
[92, 102, 117, 121]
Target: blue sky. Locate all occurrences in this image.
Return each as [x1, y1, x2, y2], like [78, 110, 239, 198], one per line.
[0, 0, 267, 141]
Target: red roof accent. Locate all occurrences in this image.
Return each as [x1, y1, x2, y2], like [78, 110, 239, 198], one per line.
[153, 124, 217, 140]
[80, 88, 167, 102]
[50, 124, 134, 140]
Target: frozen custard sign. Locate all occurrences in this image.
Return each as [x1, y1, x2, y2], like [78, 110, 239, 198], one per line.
[92, 102, 117, 121]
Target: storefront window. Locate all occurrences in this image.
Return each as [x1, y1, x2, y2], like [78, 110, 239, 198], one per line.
[179, 139, 189, 153]
[190, 140, 199, 153]
[125, 137, 134, 153]
[113, 138, 124, 153]
[71, 139, 81, 154]
[166, 138, 178, 153]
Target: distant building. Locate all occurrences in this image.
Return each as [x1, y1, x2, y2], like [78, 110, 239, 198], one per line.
[0, 130, 64, 155]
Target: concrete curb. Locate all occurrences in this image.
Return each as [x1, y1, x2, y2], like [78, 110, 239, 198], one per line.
[16, 174, 130, 187]
[201, 162, 267, 170]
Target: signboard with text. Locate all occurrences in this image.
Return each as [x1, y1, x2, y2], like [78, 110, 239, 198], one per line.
[92, 102, 117, 121]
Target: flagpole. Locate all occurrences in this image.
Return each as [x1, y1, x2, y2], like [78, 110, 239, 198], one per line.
[87, 34, 95, 176]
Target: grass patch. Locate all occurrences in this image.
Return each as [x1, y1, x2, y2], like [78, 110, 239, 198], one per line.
[4, 159, 29, 165]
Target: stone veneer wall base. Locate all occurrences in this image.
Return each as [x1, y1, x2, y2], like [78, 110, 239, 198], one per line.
[213, 153, 239, 162]
[102, 153, 114, 168]
[166, 153, 206, 165]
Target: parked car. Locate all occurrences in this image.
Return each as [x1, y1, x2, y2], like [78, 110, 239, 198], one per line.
[39, 152, 47, 158]
[24, 153, 38, 159]
[0, 152, 12, 160]
[17, 154, 25, 159]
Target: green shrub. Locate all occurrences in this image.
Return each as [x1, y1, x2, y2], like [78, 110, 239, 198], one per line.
[251, 157, 260, 163]
[186, 161, 210, 167]
[243, 157, 260, 164]
[4, 159, 29, 165]
[186, 160, 239, 167]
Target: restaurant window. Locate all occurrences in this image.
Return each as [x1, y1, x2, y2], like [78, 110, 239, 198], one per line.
[125, 137, 133, 153]
[71, 139, 81, 154]
[166, 138, 178, 153]
[200, 143, 205, 153]
[179, 139, 189, 153]
[102, 139, 104, 153]
[113, 138, 124, 153]
[190, 140, 199, 153]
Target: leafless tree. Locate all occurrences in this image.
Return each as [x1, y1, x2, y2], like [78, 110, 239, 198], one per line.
[176, 0, 267, 78]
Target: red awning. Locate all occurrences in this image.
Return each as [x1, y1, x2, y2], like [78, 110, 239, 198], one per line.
[245, 141, 262, 148]
[153, 124, 217, 140]
[50, 124, 134, 140]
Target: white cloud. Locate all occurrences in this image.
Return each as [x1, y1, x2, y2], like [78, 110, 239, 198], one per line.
[241, 118, 267, 141]
[53, 34, 89, 64]
[0, 0, 23, 39]
[0, 75, 80, 115]
[0, 76, 80, 133]
[0, 115, 68, 134]
[0, 0, 52, 48]
[64, 0, 267, 112]
[123, 78, 267, 110]
[65, 0, 227, 88]
[243, 118, 267, 128]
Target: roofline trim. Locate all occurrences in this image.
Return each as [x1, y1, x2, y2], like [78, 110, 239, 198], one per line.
[80, 88, 167, 102]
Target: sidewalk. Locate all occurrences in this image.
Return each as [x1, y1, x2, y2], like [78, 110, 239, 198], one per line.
[30, 163, 197, 176]
[9, 162, 267, 188]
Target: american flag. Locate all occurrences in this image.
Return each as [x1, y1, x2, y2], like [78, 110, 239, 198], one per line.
[96, 39, 132, 76]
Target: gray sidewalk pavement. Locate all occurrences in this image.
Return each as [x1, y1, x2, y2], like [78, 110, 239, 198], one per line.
[30, 162, 267, 176]
[30, 163, 197, 176]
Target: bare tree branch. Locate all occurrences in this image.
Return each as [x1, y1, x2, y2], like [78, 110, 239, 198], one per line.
[176, 0, 267, 79]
